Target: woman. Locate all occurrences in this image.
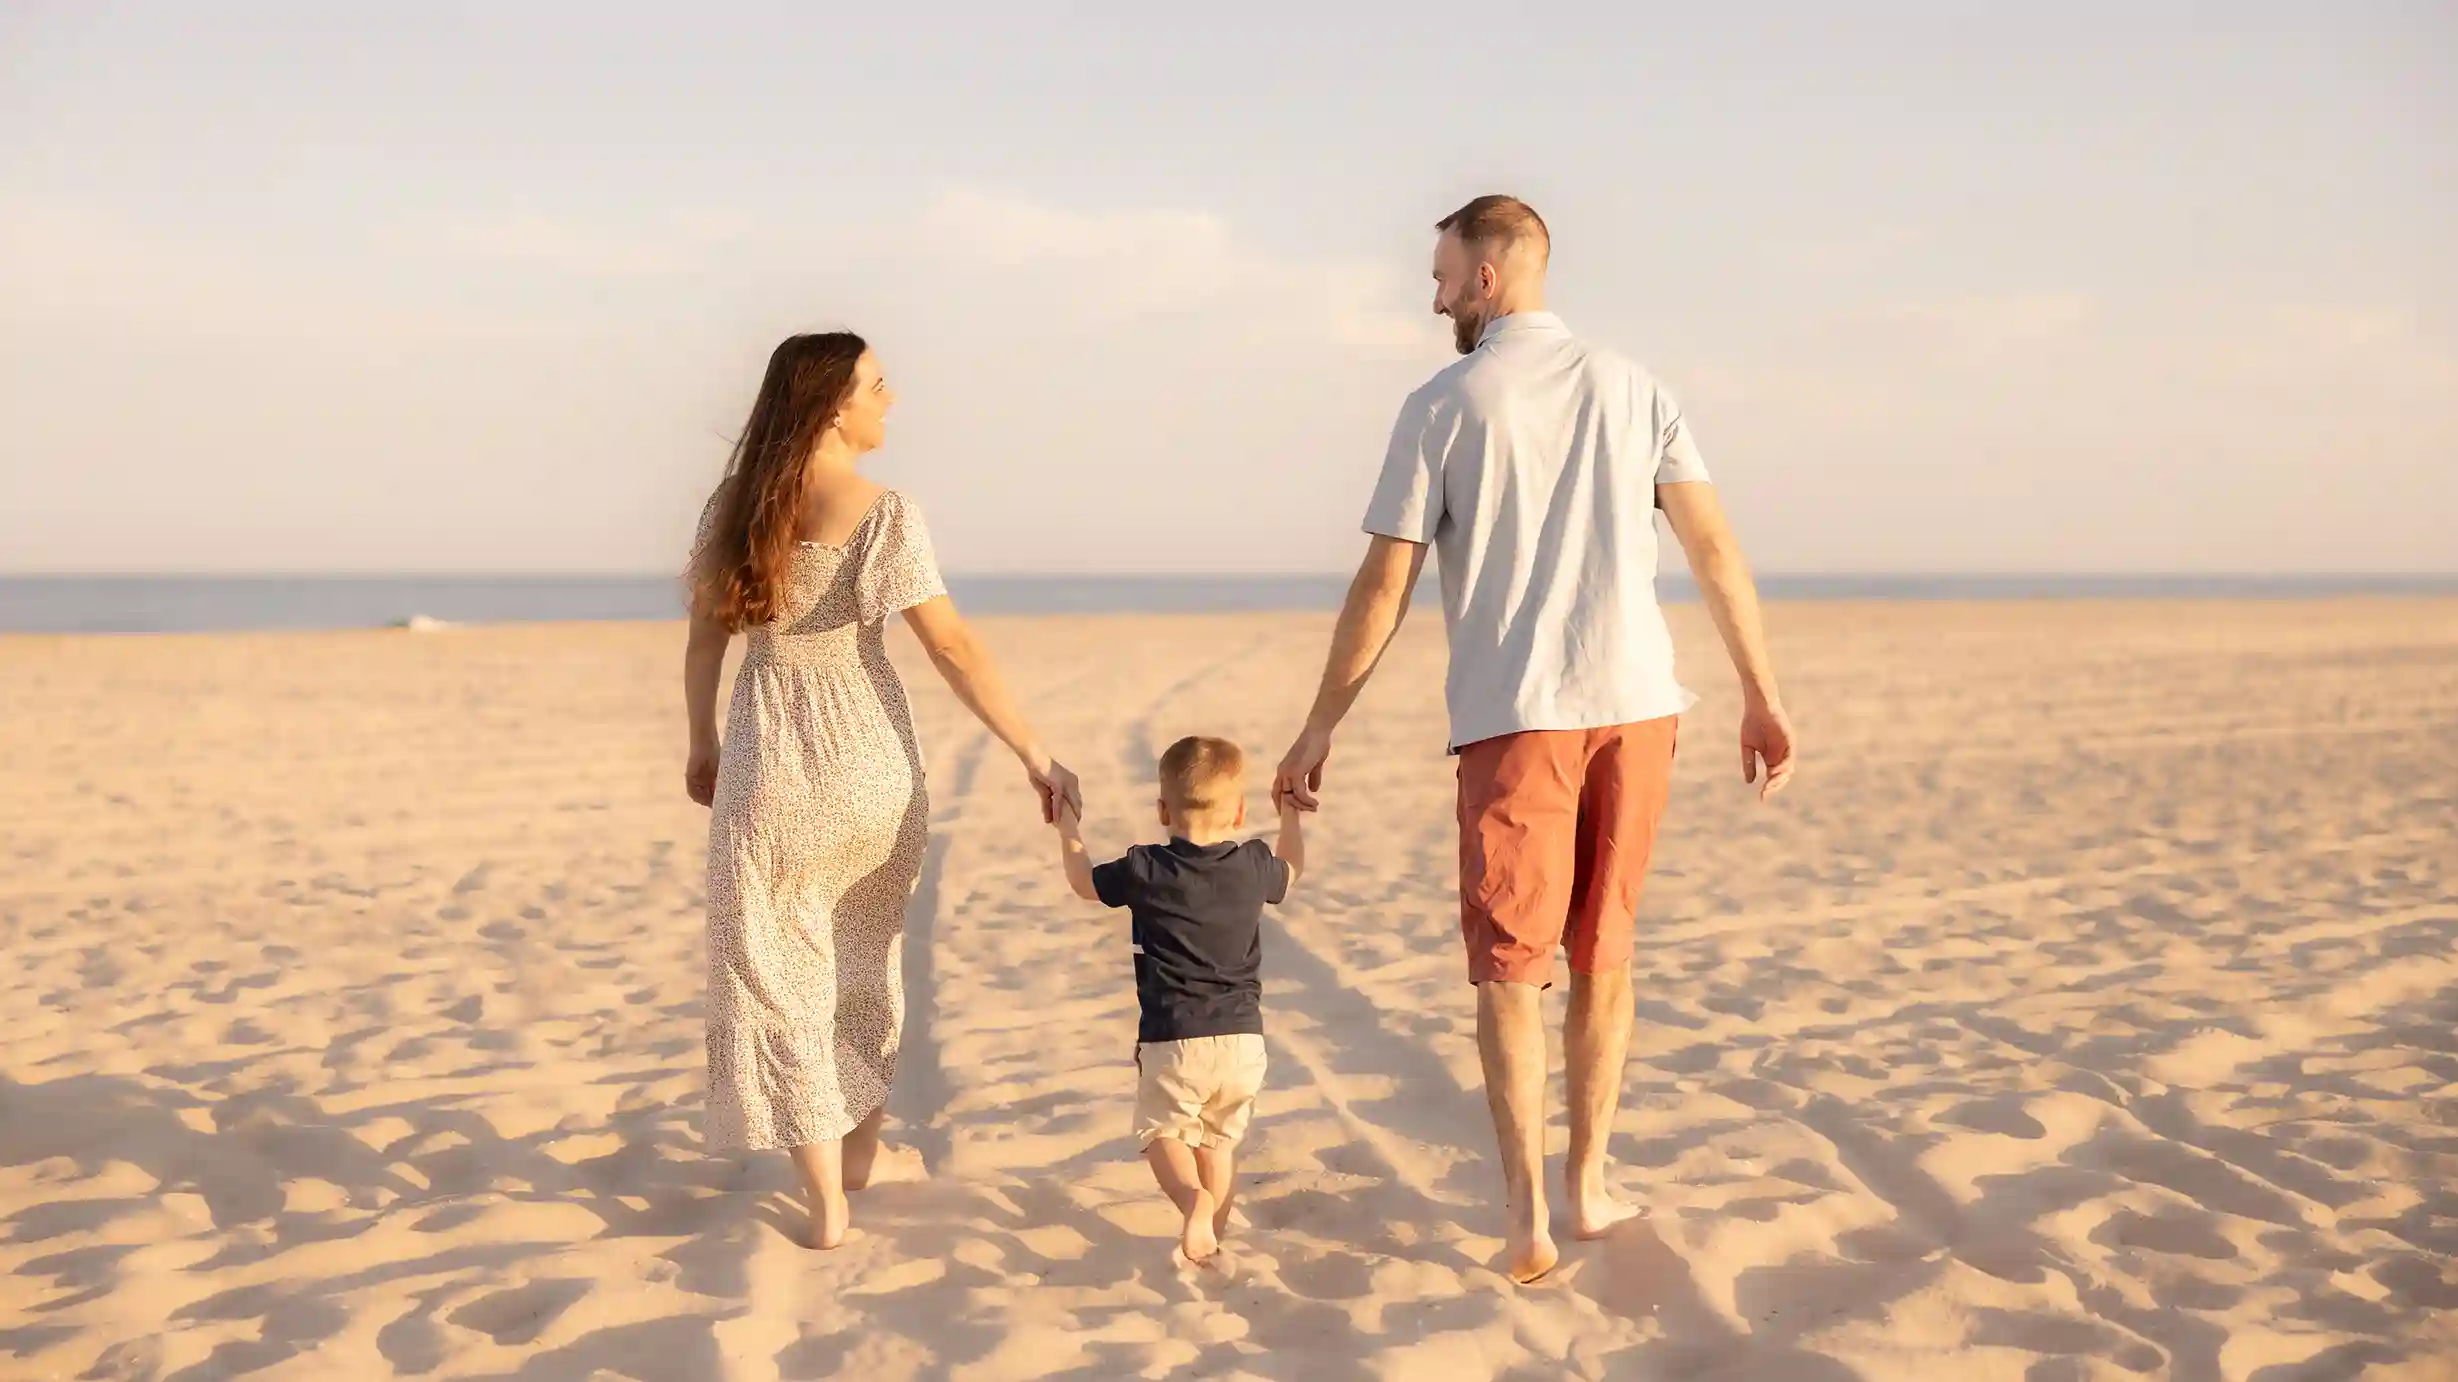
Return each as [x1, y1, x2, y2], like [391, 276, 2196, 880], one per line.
[683, 331, 1080, 1249]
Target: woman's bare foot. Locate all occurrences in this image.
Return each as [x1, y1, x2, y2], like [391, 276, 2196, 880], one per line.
[806, 1189, 852, 1250]
[1571, 1184, 1644, 1240]
[841, 1110, 885, 1191]
[1180, 1189, 1221, 1264]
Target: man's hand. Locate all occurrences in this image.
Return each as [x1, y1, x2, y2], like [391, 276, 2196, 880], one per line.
[1740, 700, 1796, 802]
[1274, 726, 1333, 812]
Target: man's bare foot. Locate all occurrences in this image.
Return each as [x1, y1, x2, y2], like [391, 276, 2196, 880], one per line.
[1506, 1227, 1559, 1284]
[1504, 1200, 1558, 1284]
[806, 1190, 851, 1250]
[1571, 1185, 1644, 1240]
[1180, 1190, 1221, 1264]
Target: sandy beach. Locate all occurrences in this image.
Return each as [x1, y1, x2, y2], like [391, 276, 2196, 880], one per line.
[3, 598, 2454, 1382]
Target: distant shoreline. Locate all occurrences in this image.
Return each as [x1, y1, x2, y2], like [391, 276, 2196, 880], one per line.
[4, 572, 2455, 635]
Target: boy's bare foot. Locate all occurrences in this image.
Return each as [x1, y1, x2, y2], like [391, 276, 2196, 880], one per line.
[1571, 1184, 1644, 1240]
[806, 1190, 852, 1251]
[1180, 1190, 1221, 1264]
[1211, 1197, 1234, 1242]
[1504, 1201, 1558, 1284]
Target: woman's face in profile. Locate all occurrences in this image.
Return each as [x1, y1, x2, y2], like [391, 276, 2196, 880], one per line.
[836, 351, 896, 453]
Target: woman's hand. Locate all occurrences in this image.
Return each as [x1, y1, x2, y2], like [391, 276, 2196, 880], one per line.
[1024, 753, 1082, 824]
[685, 739, 721, 807]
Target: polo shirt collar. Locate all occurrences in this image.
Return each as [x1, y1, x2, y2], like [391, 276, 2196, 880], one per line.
[1479, 311, 1565, 345]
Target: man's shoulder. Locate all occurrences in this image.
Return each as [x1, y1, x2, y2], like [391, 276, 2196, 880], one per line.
[1404, 351, 1491, 410]
[1558, 336, 1664, 391]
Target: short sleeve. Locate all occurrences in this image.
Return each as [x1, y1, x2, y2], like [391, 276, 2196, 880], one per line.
[855, 493, 947, 625]
[1091, 851, 1143, 910]
[691, 480, 730, 560]
[1361, 389, 1444, 544]
[1652, 386, 1711, 489]
[1246, 840, 1292, 905]
[685, 482, 732, 618]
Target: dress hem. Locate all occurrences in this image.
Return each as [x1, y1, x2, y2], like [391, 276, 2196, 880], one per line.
[704, 1086, 891, 1153]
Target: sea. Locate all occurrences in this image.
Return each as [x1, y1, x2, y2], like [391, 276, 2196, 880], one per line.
[2, 573, 2454, 635]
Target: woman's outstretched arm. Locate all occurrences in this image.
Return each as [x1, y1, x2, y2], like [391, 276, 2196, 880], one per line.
[683, 610, 731, 806]
[902, 596, 1082, 821]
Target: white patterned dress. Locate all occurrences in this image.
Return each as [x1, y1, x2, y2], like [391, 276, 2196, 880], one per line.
[704, 490, 945, 1150]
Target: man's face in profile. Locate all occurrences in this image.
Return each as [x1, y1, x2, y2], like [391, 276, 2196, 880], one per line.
[1431, 230, 1494, 356]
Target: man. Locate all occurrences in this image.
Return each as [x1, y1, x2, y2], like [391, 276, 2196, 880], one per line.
[1274, 194, 1796, 1284]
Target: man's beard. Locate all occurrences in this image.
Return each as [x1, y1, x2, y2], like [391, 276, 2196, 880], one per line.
[1451, 309, 1483, 356]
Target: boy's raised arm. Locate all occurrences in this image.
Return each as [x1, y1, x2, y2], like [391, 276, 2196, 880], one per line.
[1056, 801, 1103, 903]
[1273, 796, 1306, 889]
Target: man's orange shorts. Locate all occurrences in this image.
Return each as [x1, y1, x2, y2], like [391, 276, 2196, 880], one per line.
[1456, 717, 1677, 987]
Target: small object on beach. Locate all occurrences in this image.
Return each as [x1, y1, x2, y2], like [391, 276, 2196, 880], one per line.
[393, 614, 454, 632]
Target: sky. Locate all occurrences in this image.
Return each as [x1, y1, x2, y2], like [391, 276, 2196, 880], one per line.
[2, 1, 2452, 575]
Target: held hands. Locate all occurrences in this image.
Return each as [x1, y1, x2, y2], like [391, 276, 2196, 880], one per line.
[1740, 698, 1797, 803]
[1024, 753, 1084, 825]
[1273, 725, 1333, 813]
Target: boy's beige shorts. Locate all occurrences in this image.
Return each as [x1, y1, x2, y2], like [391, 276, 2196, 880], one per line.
[1134, 1034, 1267, 1149]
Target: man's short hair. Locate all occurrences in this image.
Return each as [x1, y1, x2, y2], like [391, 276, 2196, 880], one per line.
[1436, 194, 1550, 264]
[1159, 735, 1246, 823]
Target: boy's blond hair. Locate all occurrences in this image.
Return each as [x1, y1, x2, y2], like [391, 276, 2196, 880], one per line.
[1158, 735, 1246, 827]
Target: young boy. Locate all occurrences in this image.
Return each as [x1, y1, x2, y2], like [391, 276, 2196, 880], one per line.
[1055, 734, 1304, 1264]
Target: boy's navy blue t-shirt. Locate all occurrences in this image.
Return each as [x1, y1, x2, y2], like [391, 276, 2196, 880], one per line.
[1092, 837, 1289, 1044]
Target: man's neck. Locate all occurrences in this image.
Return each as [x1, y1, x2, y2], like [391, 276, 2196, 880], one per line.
[1488, 291, 1547, 323]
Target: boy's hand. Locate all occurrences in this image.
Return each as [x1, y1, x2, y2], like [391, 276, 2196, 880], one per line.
[1272, 783, 1308, 886]
[1055, 798, 1101, 902]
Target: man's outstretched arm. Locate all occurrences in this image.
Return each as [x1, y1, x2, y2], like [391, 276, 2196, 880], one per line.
[1275, 535, 1428, 810]
[1658, 480, 1797, 801]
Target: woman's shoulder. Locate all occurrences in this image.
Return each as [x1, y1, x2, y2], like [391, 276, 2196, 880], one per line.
[854, 487, 938, 567]
[869, 488, 935, 538]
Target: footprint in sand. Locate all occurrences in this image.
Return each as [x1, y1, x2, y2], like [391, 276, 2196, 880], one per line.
[448, 1279, 590, 1347]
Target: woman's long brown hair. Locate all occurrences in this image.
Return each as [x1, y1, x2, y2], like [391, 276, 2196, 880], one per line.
[688, 332, 868, 631]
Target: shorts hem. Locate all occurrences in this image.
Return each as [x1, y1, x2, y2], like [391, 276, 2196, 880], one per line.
[1466, 948, 1557, 987]
[1137, 1127, 1231, 1150]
